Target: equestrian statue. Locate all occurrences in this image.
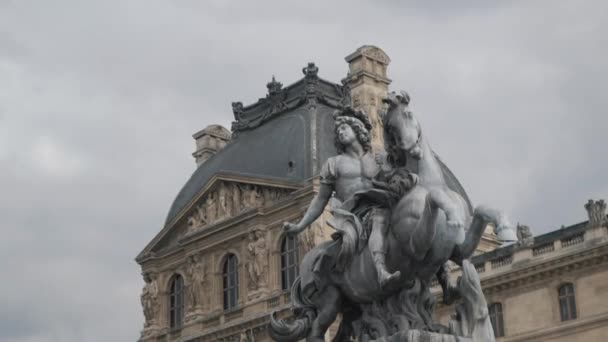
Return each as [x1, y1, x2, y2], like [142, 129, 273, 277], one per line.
[269, 91, 517, 342]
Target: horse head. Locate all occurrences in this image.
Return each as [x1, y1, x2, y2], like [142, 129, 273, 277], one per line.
[382, 91, 423, 165]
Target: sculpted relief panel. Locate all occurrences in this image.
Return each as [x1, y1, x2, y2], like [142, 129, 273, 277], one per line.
[187, 181, 292, 234]
[140, 272, 159, 334]
[185, 253, 209, 315]
[246, 227, 269, 299]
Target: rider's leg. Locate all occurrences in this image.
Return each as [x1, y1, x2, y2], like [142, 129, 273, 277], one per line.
[369, 208, 401, 287]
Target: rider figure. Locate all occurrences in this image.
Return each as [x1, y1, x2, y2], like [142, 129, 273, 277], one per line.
[283, 107, 405, 287]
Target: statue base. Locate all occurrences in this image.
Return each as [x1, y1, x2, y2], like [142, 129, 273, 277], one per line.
[369, 330, 471, 342]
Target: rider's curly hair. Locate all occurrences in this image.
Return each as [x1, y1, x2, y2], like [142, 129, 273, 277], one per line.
[333, 107, 372, 154]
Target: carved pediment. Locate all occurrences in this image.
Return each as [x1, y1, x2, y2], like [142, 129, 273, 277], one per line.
[184, 180, 293, 235]
[137, 174, 302, 261]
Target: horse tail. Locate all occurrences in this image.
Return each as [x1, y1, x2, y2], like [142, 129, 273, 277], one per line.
[268, 277, 316, 341]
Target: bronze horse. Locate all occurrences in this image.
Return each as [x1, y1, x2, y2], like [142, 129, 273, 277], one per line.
[270, 92, 516, 341]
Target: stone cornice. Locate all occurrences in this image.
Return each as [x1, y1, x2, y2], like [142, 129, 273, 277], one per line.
[434, 239, 608, 310]
[500, 311, 608, 341]
[480, 241, 608, 295]
[183, 306, 292, 341]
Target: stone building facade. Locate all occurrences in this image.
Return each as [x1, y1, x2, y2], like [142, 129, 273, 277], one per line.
[136, 47, 608, 341]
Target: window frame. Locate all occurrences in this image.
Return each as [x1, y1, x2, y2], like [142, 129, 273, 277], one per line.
[558, 283, 577, 321]
[168, 274, 184, 329]
[280, 235, 299, 291]
[223, 254, 239, 310]
[488, 302, 505, 337]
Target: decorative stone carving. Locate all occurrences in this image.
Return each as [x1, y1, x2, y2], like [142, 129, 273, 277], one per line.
[516, 223, 534, 247]
[218, 182, 232, 218]
[239, 330, 256, 342]
[246, 227, 269, 296]
[140, 272, 159, 330]
[205, 192, 217, 223]
[585, 199, 607, 228]
[302, 62, 319, 78]
[232, 102, 244, 121]
[185, 182, 293, 236]
[266, 76, 283, 95]
[185, 253, 207, 314]
[240, 184, 264, 209]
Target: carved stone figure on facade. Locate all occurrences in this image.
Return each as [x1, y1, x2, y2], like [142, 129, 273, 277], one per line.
[254, 228, 269, 289]
[205, 192, 217, 223]
[246, 228, 269, 293]
[218, 183, 232, 219]
[516, 223, 534, 247]
[141, 272, 158, 329]
[185, 254, 206, 313]
[238, 184, 260, 210]
[585, 199, 607, 228]
[246, 230, 258, 291]
[232, 183, 241, 214]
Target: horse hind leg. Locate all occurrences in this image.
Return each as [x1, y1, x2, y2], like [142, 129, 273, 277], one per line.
[452, 205, 506, 264]
[436, 263, 460, 305]
[308, 285, 342, 342]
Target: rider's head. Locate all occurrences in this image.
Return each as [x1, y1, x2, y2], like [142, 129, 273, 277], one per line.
[333, 107, 372, 154]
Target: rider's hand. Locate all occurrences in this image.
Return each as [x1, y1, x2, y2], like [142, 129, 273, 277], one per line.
[283, 222, 301, 236]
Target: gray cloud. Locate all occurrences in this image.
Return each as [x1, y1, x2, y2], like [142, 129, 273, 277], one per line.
[1, 0, 606, 340]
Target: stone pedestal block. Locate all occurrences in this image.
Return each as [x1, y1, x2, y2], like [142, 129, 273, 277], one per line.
[369, 330, 472, 342]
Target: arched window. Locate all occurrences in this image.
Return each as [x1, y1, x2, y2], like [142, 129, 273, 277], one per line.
[559, 283, 577, 321]
[281, 235, 299, 291]
[223, 254, 239, 310]
[169, 274, 184, 329]
[488, 303, 505, 337]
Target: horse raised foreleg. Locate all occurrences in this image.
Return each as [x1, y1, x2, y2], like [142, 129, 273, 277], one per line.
[308, 285, 342, 342]
[409, 191, 440, 261]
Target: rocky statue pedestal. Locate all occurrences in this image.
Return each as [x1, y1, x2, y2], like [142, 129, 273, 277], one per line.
[368, 330, 472, 342]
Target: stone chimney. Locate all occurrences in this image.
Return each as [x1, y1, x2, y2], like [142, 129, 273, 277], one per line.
[343, 45, 392, 152]
[192, 125, 232, 167]
[585, 199, 607, 228]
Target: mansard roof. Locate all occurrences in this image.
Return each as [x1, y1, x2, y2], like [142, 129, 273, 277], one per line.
[162, 63, 347, 230]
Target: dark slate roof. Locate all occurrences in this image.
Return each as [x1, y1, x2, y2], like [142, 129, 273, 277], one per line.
[471, 220, 589, 265]
[163, 64, 346, 227]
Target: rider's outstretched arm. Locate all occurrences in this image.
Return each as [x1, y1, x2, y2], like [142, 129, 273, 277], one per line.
[284, 183, 333, 235]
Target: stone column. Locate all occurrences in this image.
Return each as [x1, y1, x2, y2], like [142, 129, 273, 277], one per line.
[343, 45, 392, 152]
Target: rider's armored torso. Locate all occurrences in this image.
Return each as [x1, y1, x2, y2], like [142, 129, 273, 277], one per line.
[320, 152, 379, 202]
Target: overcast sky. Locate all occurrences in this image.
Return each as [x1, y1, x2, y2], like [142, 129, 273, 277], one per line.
[1, 0, 606, 341]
